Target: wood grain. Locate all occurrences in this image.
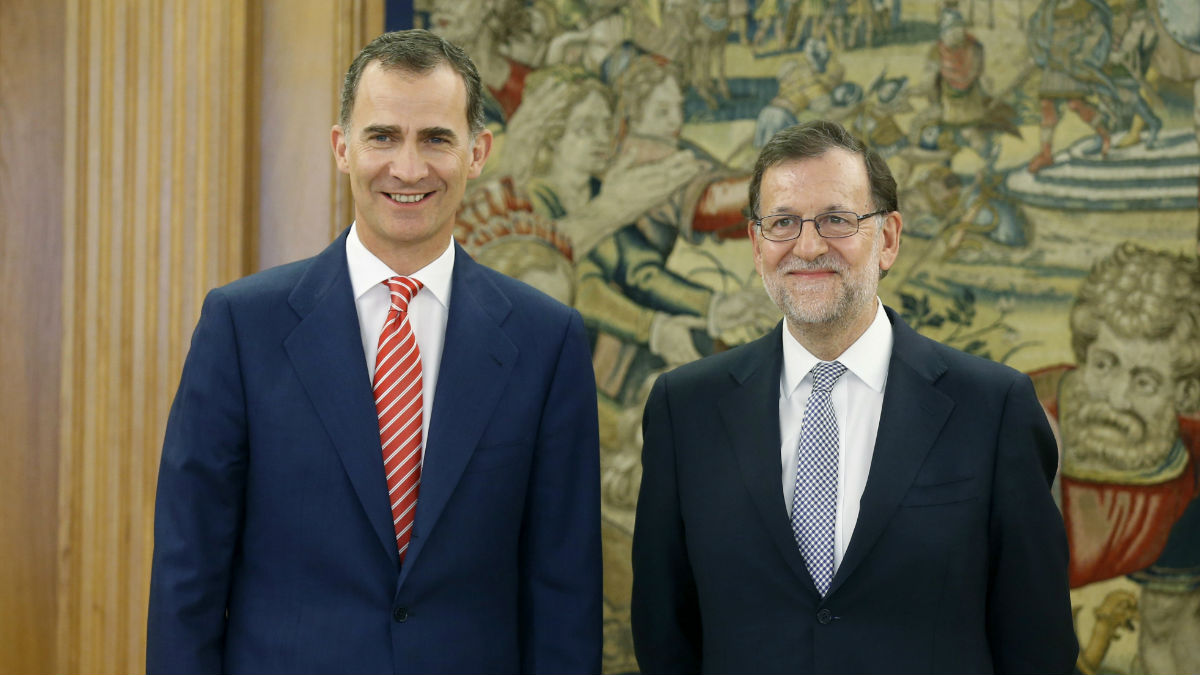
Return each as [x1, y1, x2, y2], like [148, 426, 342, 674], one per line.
[2, 2, 384, 671]
[0, 0, 66, 671]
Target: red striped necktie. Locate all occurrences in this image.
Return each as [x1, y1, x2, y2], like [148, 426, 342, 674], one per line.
[373, 276, 424, 562]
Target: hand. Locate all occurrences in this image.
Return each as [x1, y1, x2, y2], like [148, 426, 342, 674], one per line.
[594, 150, 704, 224]
[649, 312, 706, 366]
[558, 151, 705, 258]
[545, 26, 598, 67]
[708, 289, 779, 339]
[494, 77, 569, 185]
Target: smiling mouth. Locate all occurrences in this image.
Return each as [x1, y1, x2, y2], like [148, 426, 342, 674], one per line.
[388, 192, 431, 204]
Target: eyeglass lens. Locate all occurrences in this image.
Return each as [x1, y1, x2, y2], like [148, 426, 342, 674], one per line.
[760, 211, 860, 240]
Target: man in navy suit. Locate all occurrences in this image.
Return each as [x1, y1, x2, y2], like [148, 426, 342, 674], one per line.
[630, 120, 1076, 674]
[147, 30, 601, 674]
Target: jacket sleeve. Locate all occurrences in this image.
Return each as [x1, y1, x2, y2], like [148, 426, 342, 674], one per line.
[986, 374, 1078, 674]
[518, 309, 603, 674]
[631, 374, 703, 673]
[147, 289, 247, 674]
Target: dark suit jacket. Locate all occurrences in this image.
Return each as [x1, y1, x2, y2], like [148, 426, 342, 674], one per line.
[631, 308, 1076, 674]
[147, 231, 602, 674]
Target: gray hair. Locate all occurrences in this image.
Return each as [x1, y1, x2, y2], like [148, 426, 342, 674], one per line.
[748, 119, 898, 218]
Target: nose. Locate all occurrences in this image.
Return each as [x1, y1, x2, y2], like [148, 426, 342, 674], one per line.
[788, 220, 829, 260]
[389, 141, 430, 184]
[1101, 370, 1135, 412]
[668, 109, 683, 133]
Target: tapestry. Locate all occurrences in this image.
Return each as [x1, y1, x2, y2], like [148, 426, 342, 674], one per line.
[420, 1, 1200, 672]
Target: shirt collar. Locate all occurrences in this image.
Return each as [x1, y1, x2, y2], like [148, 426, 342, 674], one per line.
[781, 300, 893, 398]
[346, 222, 454, 309]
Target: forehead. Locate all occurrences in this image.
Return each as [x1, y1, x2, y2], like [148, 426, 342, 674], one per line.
[649, 76, 682, 101]
[570, 90, 610, 117]
[351, 61, 470, 131]
[760, 148, 871, 211]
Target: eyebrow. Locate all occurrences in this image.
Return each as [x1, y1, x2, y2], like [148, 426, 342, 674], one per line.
[767, 204, 853, 215]
[361, 124, 401, 138]
[419, 126, 459, 143]
[360, 125, 460, 144]
[1130, 366, 1165, 384]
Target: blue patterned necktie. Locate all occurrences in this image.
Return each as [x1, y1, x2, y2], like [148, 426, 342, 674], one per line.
[791, 361, 847, 596]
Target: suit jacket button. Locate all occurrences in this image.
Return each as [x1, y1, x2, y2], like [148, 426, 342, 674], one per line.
[816, 608, 833, 624]
[393, 606, 408, 622]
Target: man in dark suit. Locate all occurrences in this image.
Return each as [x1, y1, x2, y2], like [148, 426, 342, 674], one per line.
[631, 120, 1076, 674]
[147, 30, 601, 674]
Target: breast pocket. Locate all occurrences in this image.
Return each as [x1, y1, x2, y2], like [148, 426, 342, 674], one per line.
[900, 476, 977, 507]
[463, 441, 532, 473]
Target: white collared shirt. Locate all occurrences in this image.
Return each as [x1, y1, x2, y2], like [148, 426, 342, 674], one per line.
[779, 300, 893, 572]
[346, 223, 453, 453]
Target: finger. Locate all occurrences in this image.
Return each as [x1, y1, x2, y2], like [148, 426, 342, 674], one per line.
[663, 153, 704, 180]
[607, 148, 638, 172]
[631, 155, 698, 187]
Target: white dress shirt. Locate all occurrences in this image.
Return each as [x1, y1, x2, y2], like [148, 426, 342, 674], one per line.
[779, 300, 893, 573]
[346, 223, 453, 454]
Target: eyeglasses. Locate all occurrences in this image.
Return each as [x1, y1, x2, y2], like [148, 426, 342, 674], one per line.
[754, 210, 886, 241]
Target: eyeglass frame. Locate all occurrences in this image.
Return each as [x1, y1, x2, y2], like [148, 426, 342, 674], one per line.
[752, 209, 888, 241]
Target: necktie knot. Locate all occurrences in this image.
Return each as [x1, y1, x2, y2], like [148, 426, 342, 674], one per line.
[810, 361, 847, 394]
[384, 276, 423, 312]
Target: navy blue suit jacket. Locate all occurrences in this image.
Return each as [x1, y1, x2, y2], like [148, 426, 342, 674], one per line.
[147, 231, 602, 674]
[631, 309, 1077, 674]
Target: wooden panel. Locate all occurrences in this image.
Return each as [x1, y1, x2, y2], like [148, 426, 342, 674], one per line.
[55, 1, 254, 672]
[0, 0, 66, 672]
[257, 0, 384, 270]
[48, 1, 384, 672]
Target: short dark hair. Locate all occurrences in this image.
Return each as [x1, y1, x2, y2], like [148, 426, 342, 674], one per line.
[748, 120, 898, 217]
[339, 29, 486, 136]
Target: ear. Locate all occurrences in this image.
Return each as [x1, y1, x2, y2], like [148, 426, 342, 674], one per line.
[1176, 376, 1200, 413]
[748, 219, 765, 276]
[877, 210, 903, 273]
[467, 128, 494, 179]
[331, 125, 350, 174]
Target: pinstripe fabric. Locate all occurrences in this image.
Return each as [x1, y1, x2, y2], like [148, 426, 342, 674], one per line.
[373, 276, 424, 561]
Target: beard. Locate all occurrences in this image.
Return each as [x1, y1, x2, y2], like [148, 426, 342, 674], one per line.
[761, 234, 881, 328]
[1059, 369, 1179, 473]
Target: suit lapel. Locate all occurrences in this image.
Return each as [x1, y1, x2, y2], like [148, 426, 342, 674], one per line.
[829, 308, 953, 595]
[283, 231, 399, 561]
[720, 323, 818, 591]
[399, 245, 517, 579]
